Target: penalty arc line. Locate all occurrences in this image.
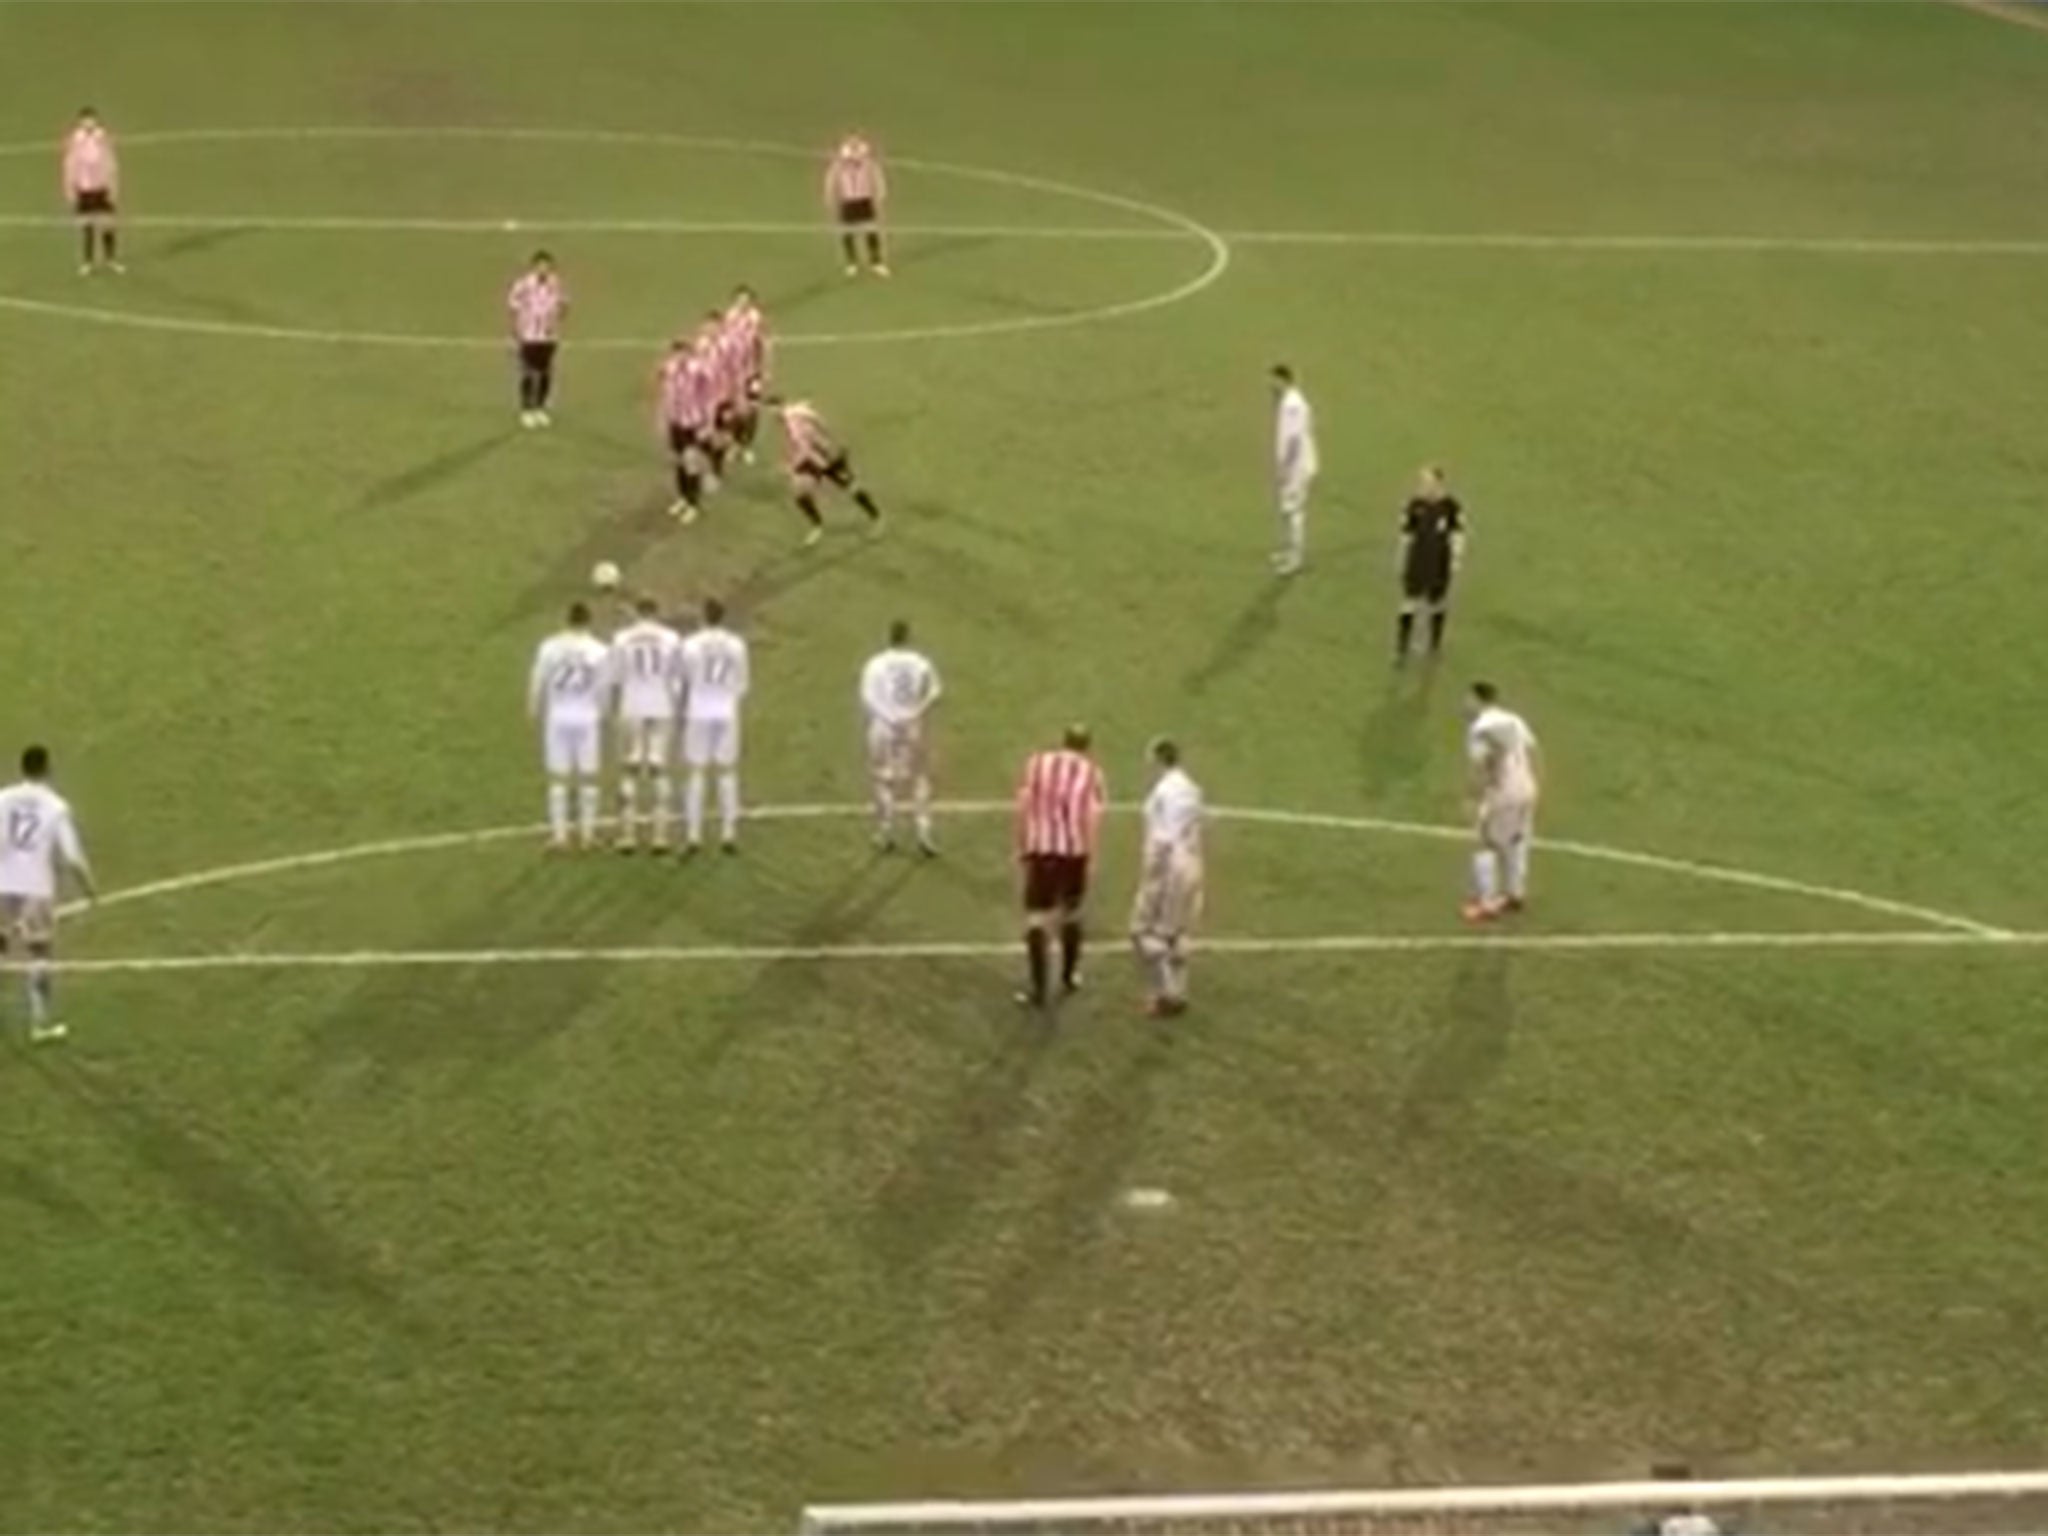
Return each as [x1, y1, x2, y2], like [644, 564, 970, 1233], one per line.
[53, 799, 2013, 943]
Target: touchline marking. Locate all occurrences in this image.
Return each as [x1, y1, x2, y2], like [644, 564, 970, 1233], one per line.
[1, 212, 2043, 257]
[0, 126, 1232, 350]
[17, 929, 2047, 977]
[56, 800, 2012, 945]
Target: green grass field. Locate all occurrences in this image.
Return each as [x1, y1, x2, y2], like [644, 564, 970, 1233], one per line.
[3, 1, 2048, 1530]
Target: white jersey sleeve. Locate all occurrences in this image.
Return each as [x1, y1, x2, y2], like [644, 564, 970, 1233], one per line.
[1143, 770, 1204, 860]
[614, 622, 685, 721]
[861, 648, 940, 726]
[0, 784, 85, 899]
[682, 629, 750, 722]
[531, 633, 610, 724]
[1276, 388, 1318, 481]
[1468, 708, 1539, 801]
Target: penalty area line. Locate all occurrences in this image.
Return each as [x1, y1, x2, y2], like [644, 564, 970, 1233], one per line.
[15, 928, 2048, 976]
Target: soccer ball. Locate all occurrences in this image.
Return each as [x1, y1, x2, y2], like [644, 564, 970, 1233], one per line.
[591, 560, 623, 592]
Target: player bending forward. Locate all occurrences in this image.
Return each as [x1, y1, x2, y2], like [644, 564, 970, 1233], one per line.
[773, 397, 883, 547]
[529, 602, 612, 850]
[1271, 363, 1319, 576]
[1129, 738, 1204, 1018]
[0, 746, 96, 1043]
[62, 108, 121, 275]
[1014, 726, 1108, 1011]
[859, 619, 942, 856]
[678, 599, 751, 856]
[1462, 680, 1540, 922]
[610, 596, 686, 852]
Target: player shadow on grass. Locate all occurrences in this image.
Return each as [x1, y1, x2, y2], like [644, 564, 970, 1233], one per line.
[761, 235, 991, 320]
[27, 1053, 410, 1320]
[838, 511, 1044, 636]
[144, 224, 259, 266]
[116, 267, 281, 329]
[301, 856, 681, 1087]
[1396, 948, 1514, 1145]
[977, 1021, 1178, 1323]
[344, 429, 518, 519]
[1358, 667, 1438, 800]
[498, 490, 679, 629]
[1182, 578, 1293, 696]
[683, 851, 925, 1078]
[726, 526, 879, 616]
[0, 1151, 100, 1226]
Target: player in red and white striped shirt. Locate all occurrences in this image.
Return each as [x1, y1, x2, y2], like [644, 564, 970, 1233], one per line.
[769, 396, 884, 547]
[1014, 725, 1109, 1009]
[655, 337, 718, 524]
[823, 134, 889, 278]
[719, 286, 770, 463]
[61, 108, 121, 275]
[506, 250, 568, 428]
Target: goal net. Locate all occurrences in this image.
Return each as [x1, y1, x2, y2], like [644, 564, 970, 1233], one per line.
[800, 1471, 2048, 1536]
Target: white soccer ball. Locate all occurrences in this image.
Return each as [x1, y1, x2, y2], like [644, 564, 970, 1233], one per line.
[591, 560, 623, 592]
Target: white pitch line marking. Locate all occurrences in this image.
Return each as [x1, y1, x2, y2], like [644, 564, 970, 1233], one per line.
[10, 930, 2046, 977]
[0, 125, 1232, 350]
[54, 800, 2013, 947]
[0, 213, 2043, 257]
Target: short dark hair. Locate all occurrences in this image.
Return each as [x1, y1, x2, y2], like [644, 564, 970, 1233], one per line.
[20, 745, 49, 779]
[703, 597, 726, 626]
[1062, 723, 1092, 753]
[888, 619, 911, 646]
[733, 283, 755, 302]
[1470, 680, 1499, 705]
[635, 596, 658, 617]
[1150, 736, 1180, 767]
[567, 601, 592, 627]
[704, 308, 722, 324]
[1271, 363, 1294, 383]
[79, 107, 97, 119]
[532, 249, 553, 266]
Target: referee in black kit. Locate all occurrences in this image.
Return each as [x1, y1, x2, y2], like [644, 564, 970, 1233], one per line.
[1395, 465, 1466, 663]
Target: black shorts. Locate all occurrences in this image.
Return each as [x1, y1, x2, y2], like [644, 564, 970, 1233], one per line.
[796, 452, 854, 488]
[837, 197, 878, 227]
[1022, 855, 1090, 914]
[714, 401, 739, 434]
[743, 376, 764, 404]
[73, 189, 114, 216]
[1403, 564, 1454, 606]
[667, 422, 700, 457]
[518, 341, 558, 371]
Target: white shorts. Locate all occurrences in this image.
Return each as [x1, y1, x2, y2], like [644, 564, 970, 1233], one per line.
[619, 715, 676, 770]
[682, 716, 741, 769]
[1130, 852, 1205, 941]
[1278, 475, 1314, 517]
[1478, 796, 1536, 850]
[867, 718, 927, 783]
[0, 893, 56, 944]
[544, 718, 602, 778]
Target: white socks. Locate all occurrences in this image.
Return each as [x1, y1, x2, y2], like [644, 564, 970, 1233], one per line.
[717, 772, 740, 843]
[1472, 849, 1499, 903]
[547, 782, 570, 843]
[684, 770, 706, 845]
[1505, 839, 1530, 900]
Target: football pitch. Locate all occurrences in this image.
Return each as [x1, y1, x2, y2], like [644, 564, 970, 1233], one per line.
[3, 1, 2048, 1529]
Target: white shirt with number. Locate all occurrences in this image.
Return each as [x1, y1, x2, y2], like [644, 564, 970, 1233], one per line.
[0, 781, 86, 901]
[1142, 767, 1204, 869]
[860, 646, 941, 776]
[611, 620, 686, 723]
[1467, 706, 1539, 806]
[1275, 385, 1319, 488]
[530, 629, 611, 776]
[680, 625, 750, 768]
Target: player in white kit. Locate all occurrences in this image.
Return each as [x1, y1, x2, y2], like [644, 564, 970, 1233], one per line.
[678, 597, 751, 855]
[0, 745, 96, 1043]
[1462, 680, 1541, 922]
[1129, 738, 1204, 1017]
[858, 618, 942, 856]
[528, 601, 612, 850]
[608, 596, 686, 853]
[1271, 363, 1319, 576]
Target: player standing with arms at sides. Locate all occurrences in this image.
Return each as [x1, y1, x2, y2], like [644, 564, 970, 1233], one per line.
[507, 250, 567, 429]
[859, 619, 942, 856]
[772, 397, 883, 547]
[610, 596, 686, 854]
[62, 108, 121, 276]
[1396, 465, 1466, 663]
[1462, 681, 1540, 922]
[1129, 738, 1204, 1018]
[0, 746, 95, 1044]
[1271, 364, 1319, 576]
[678, 598, 751, 856]
[656, 336, 717, 524]
[824, 133, 889, 278]
[528, 602, 612, 851]
[721, 286, 771, 465]
[1014, 726, 1108, 1012]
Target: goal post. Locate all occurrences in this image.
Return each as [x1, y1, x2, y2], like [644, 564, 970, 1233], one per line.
[800, 1470, 2048, 1536]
